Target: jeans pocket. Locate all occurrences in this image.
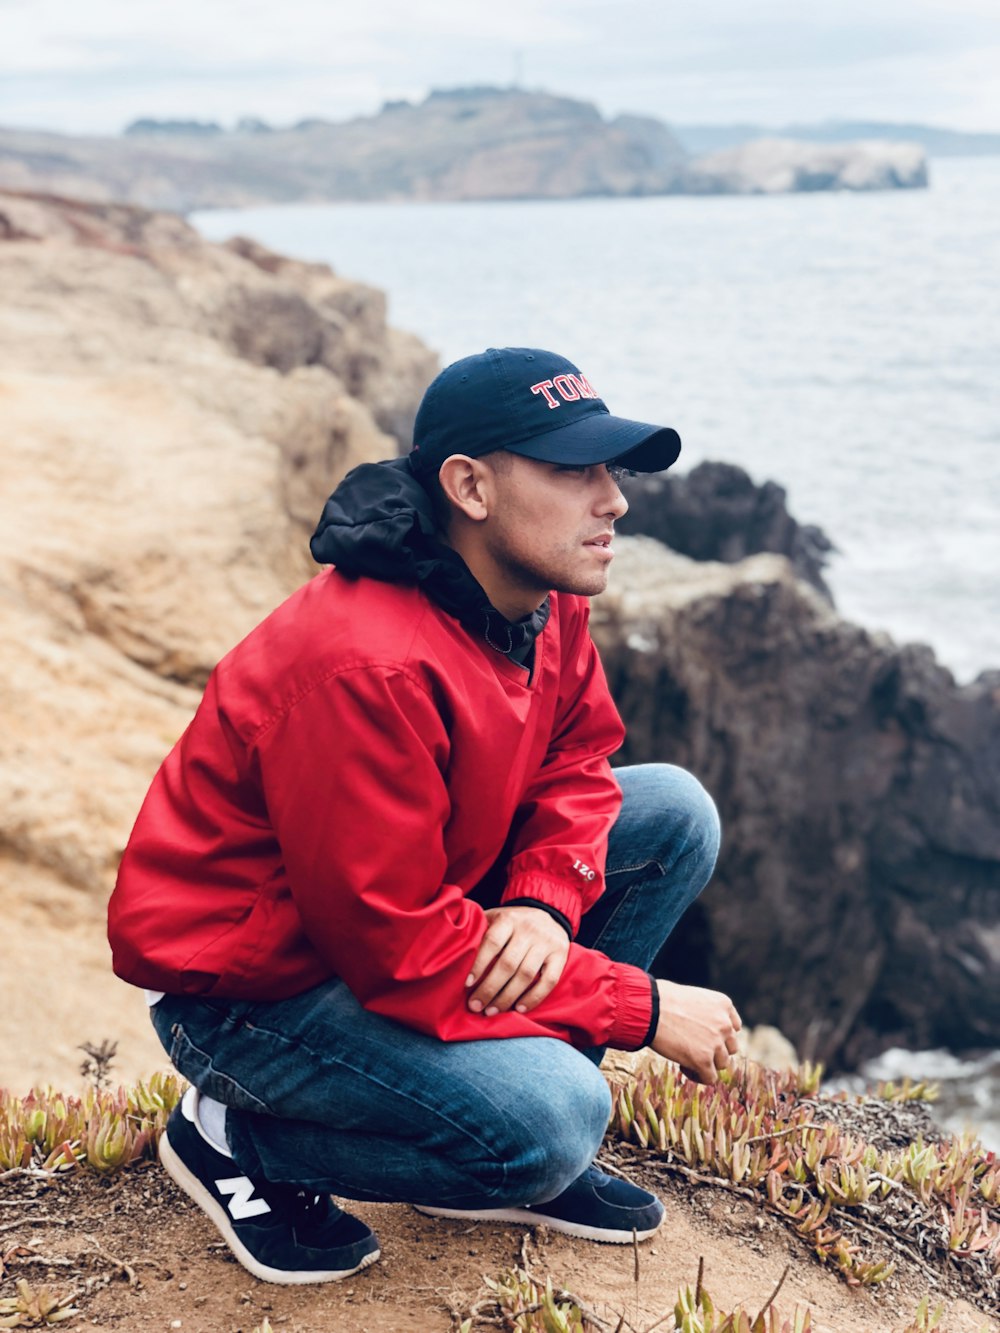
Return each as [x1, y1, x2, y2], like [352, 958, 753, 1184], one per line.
[166, 1017, 271, 1115]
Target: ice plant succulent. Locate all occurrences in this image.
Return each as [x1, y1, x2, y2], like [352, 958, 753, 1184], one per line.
[484, 1266, 588, 1332]
[607, 1057, 1000, 1304]
[873, 1077, 939, 1104]
[0, 1073, 183, 1175]
[470, 1266, 978, 1333]
[0, 1279, 79, 1327]
[672, 1277, 813, 1333]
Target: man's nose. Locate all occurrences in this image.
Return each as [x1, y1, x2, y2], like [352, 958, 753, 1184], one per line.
[600, 475, 629, 520]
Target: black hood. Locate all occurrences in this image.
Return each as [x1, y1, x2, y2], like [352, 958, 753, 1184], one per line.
[309, 456, 549, 653]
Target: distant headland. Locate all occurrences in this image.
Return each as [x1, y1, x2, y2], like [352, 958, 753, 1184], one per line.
[0, 86, 929, 212]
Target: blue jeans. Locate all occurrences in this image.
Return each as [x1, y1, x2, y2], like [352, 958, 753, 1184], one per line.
[151, 764, 719, 1208]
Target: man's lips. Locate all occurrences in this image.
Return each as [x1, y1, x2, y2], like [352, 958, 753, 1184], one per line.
[584, 532, 615, 556]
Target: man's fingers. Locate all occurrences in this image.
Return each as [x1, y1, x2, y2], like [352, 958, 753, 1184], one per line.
[466, 905, 569, 1014]
[508, 962, 560, 1014]
[650, 980, 745, 1085]
[483, 940, 570, 1013]
[466, 923, 514, 988]
[470, 949, 548, 1013]
[467, 942, 535, 1010]
[679, 1064, 701, 1082]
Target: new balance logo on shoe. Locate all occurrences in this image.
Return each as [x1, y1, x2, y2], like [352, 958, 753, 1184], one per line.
[160, 1088, 380, 1283]
[216, 1175, 271, 1220]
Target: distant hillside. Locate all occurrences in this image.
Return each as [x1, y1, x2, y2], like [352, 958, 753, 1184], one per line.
[0, 87, 926, 211]
[0, 89, 686, 211]
[674, 119, 1000, 157]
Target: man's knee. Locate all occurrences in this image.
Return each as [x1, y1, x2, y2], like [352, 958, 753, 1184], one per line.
[619, 763, 721, 874]
[665, 764, 721, 868]
[494, 1059, 611, 1204]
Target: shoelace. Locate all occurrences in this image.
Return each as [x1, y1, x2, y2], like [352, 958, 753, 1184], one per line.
[261, 1183, 336, 1225]
[290, 1190, 332, 1224]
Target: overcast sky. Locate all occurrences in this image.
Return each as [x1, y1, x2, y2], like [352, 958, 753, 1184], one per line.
[3, 0, 1000, 137]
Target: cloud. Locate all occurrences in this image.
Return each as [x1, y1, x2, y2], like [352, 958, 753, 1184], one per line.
[1, 0, 998, 134]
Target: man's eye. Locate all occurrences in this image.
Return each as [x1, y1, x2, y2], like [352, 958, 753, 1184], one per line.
[556, 464, 589, 475]
[607, 465, 636, 483]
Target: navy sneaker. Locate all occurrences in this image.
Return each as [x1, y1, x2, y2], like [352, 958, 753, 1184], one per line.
[415, 1164, 664, 1243]
[158, 1088, 380, 1284]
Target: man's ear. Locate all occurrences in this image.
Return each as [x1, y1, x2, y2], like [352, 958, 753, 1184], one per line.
[437, 455, 492, 523]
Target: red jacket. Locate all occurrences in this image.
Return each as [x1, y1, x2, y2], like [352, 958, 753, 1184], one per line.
[108, 570, 655, 1050]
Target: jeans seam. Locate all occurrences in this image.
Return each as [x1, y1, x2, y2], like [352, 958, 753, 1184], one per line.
[237, 1019, 512, 1183]
[607, 825, 714, 884]
[587, 859, 664, 953]
[605, 858, 666, 880]
[168, 1024, 270, 1114]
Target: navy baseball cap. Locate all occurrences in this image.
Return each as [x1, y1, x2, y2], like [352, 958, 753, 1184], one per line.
[410, 347, 681, 476]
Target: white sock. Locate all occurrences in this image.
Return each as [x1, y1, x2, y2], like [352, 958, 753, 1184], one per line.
[195, 1094, 231, 1157]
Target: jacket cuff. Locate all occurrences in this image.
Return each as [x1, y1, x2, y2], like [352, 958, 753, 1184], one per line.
[606, 962, 657, 1051]
[501, 873, 585, 937]
[500, 897, 574, 940]
[643, 973, 660, 1048]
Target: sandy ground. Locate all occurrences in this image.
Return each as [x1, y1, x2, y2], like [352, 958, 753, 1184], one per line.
[2, 1155, 991, 1333]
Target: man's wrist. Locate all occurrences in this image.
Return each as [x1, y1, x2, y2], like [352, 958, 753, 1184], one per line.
[500, 897, 574, 940]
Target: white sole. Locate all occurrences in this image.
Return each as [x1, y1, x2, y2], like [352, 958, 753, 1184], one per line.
[159, 1132, 380, 1284]
[413, 1203, 661, 1244]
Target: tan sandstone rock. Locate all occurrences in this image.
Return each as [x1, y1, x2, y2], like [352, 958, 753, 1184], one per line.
[0, 191, 435, 1090]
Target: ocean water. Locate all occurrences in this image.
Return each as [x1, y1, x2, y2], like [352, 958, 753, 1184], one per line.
[835, 1048, 1000, 1152]
[193, 157, 1000, 684]
[192, 160, 999, 1146]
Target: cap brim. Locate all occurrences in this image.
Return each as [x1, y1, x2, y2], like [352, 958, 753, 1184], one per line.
[505, 412, 681, 473]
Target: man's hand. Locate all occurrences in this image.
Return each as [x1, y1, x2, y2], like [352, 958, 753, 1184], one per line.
[466, 905, 570, 1016]
[651, 979, 742, 1084]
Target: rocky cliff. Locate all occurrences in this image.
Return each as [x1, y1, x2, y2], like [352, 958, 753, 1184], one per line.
[0, 87, 926, 210]
[0, 89, 687, 210]
[0, 189, 436, 877]
[592, 540, 1000, 1069]
[683, 137, 929, 192]
[619, 461, 835, 599]
[0, 190, 436, 1086]
[673, 118, 1000, 158]
[1, 190, 993, 1091]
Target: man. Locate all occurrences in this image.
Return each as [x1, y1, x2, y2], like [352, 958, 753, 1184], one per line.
[108, 346, 740, 1286]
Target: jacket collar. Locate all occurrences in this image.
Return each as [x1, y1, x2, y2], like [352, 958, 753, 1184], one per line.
[309, 456, 550, 653]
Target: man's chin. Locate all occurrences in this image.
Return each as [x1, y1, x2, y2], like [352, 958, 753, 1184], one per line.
[550, 572, 611, 600]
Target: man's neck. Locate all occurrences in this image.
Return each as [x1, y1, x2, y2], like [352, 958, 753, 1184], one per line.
[439, 530, 547, 624]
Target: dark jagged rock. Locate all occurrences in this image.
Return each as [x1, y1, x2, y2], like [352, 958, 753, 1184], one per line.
[593, 540, 1000, 1071]
[620, 461, 835, 600]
